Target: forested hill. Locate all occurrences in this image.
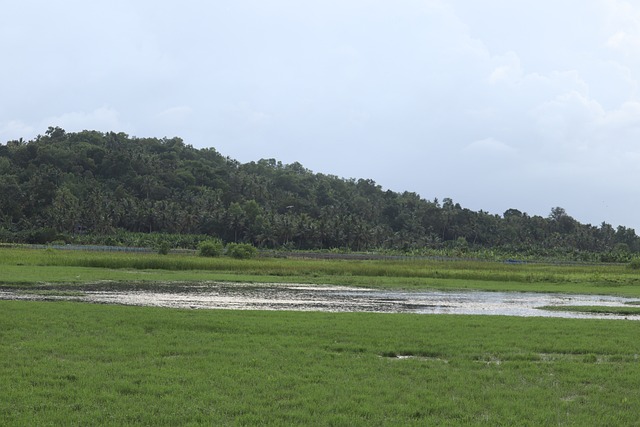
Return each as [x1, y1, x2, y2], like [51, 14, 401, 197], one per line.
[1, 127, 638, 259]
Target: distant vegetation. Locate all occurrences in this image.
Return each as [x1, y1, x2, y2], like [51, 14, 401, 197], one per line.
[1, 126, 638, 261]
[3, 247, 640, 296]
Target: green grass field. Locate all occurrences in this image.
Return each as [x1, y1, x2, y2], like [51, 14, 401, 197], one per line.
[2, 247, 640, 425]
[539, 305, 640, 316]
[1, 247, 640, 296]
[2, 300, 640, 426]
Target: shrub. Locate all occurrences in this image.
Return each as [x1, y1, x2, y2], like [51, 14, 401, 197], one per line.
[157, 242, 170, 255]
[630, 258, 640, 270]
[198, 239, 224, 257]
[226, 242, 257, 259]
[27, 228, 59, 244]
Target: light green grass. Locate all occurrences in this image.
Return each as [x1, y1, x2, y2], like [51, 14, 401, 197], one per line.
[540, 305, 640, 316]
[1, 300, 640, 426]
[3, 247, 640, 425]
[1, 247, 640, 296]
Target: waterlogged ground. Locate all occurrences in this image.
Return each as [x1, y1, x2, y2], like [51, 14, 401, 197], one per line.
[2, 281, 640, 320]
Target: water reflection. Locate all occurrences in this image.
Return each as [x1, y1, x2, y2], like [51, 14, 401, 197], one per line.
[1, 283, 639, 320]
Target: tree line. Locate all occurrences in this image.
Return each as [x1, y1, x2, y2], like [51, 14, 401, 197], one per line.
[1, 127, 638, 260]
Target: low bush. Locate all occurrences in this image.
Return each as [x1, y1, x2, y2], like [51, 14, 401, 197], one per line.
[26, 228, 59, 244]
[157, 242, 170, 255]
[630, 258, 640, 270]
[198, 239, 224, 257]
[226, 242, 258, 259]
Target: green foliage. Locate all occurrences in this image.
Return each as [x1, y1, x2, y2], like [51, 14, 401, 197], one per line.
[630, 258, 640, 270]
[1, 128, 639, 257]
[198, 239, 224, 257]
[225, 242, 257, 259]
[26, 228, 59, 244]
[73, 231, 207, 250]
[157, 241, 170, 255]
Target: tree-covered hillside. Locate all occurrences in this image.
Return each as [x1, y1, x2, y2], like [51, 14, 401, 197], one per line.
[1, 127, 638, 259]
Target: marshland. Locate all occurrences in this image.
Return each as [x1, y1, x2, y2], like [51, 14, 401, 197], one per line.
[2, 246, 640, 425]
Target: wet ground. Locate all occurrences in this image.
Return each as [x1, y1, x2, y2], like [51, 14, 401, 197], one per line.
[2, 282, 640, 320]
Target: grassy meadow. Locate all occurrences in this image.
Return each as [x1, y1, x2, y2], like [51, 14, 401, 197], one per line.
[2, 246, 640, 425]
[1, 246, 640, 296]
[3, 301, 640, 426]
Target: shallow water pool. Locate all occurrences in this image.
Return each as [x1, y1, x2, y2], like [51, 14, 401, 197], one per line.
[2, 282, 639, 320]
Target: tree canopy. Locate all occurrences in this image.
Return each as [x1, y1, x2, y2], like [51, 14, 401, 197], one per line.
[1, 127, 638, 260]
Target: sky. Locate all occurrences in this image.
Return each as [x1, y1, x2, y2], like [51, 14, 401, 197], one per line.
[2, 0, 640, 230]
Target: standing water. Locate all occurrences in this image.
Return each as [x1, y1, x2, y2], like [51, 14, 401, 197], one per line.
[1, 282, 639, 320]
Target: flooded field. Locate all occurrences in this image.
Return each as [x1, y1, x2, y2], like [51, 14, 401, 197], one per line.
[2, 281, 640, 320]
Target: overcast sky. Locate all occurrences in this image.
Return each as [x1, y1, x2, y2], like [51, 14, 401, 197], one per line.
[2, 0, 640, 230]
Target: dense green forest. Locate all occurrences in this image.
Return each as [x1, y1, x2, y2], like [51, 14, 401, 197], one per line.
[1, 127, 638, 260]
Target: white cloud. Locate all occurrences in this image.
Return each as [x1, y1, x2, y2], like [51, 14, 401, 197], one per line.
[531, 90, 640, 153]
[464, 137, 516, 155]
[534, 91, 604, 125]
[224, 104, 273, 128]
[593, 101, 640, 152]
[488, 52, 523, 84]
[599, 101, 640, 127]
[0, 120, 35, 142]
[607, 30, 640, 51]
[156, 106, 193, 125]
[42, 107, 124, 134]
[602, 0, 640, 54]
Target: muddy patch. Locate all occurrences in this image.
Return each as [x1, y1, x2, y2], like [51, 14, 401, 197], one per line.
[1, 282, 639, 320]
